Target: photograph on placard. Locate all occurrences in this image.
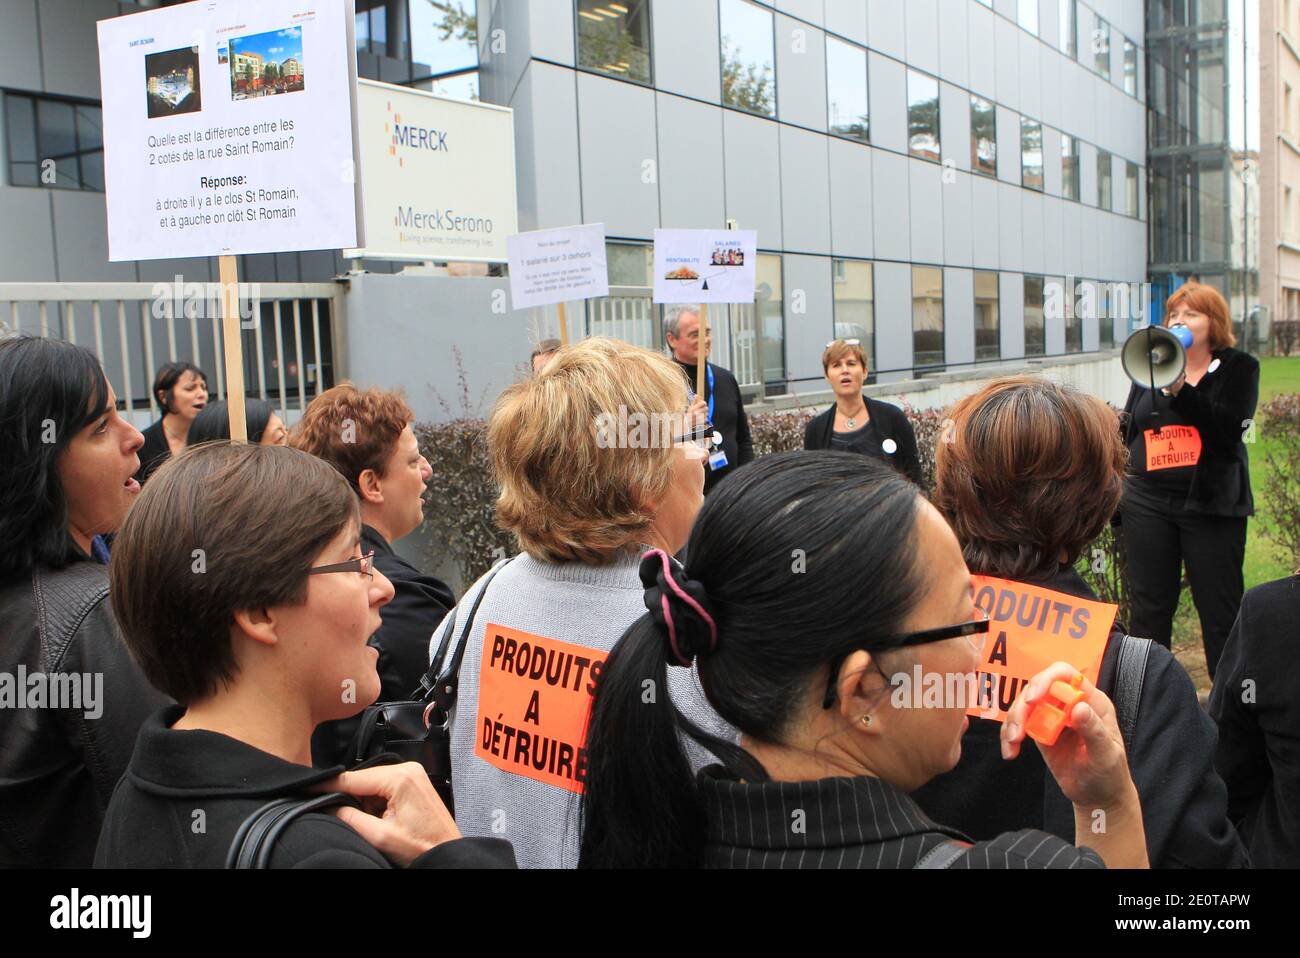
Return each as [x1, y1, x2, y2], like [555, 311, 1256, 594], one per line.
[145, 47, 202, 119]
[223, 26, 305, 102]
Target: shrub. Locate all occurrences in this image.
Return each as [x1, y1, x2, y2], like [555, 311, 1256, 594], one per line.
[1260, 393, 1300, 571]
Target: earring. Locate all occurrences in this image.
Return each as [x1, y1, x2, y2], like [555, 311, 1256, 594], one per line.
[860, 714, 873, 728]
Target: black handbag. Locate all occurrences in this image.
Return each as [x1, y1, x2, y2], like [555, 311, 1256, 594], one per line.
[348, 558, 509, 814]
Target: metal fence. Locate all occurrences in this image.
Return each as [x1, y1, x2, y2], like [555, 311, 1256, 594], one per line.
[0, 281, 344, 424]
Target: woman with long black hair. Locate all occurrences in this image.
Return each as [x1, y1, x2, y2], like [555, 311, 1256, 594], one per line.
[579, 453, 1148, 869]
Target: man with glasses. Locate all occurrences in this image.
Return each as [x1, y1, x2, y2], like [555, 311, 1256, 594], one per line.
[665, 304, 754, 494]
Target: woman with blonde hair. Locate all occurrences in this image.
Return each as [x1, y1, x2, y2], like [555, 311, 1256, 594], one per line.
[437, 337, 731, 868]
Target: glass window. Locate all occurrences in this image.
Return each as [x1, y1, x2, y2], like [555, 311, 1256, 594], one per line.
[1092, 14, 1111, 80]
[1097, 149, 1113, 210]
[1059, 0, 1077, 58]
[1018, 0, 1039, 36]
[757, 253, 785, 384]
[971, 95, 997, 176]
[355, 1, 390, 56]
[413, 72, 480, 101]
[826, 36, 869, 142]
[1125, 161, 1139, 217]
[606, 242, 653, 286]
[832, 260, 876, 373]
[907, 70, 941, 162]
[1021, 117, 1044, 191]
[912, 266, 945, 369]
[4, 93, 104, 192]
[577, 0, 652, 85]
[721, 0, 775, 116]
[974, 271, 1000, 361]
[1024, 275, 1046, 357]
[1061, 133, 1080, 201]
[1123, 38, 1137, 95]
[410, 0, 479, 81]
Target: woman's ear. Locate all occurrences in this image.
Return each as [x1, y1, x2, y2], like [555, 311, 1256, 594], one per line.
[836, 650, 891, 729]
[232, 606, 279, 648]
[356, 468, 384, 506]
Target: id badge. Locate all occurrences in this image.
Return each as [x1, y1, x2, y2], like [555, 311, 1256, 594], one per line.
[708, 449, 729, 472]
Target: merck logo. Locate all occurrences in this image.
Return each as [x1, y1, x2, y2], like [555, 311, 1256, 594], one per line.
[385, 100, 449, 167]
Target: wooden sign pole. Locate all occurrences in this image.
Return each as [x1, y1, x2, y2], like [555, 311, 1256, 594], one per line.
[218, 254, 249, 443]
[557, 301, 570, 346]
[696, 303, 709, 404]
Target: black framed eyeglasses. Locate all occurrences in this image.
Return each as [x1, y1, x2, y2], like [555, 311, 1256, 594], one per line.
[673, 421, 721, 451]
[821, 606, 990, 709]
[308, 551, 376, 579]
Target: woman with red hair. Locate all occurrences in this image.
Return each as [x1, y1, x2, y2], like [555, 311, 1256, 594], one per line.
[1119, 281, 1260, 678]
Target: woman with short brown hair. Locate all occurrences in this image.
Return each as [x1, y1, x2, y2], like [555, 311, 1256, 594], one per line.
[910, 376, 1246, 869]
[1118, 281, 1260, 677]
[95, 443, 514, 869]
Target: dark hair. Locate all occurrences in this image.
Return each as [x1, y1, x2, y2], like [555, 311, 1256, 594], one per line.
[187, 400, 276, 445]
[579, 452, 929, 868]
[934, 376, 1126, 580]
[109, 442, 358, 704]
[152, 361, 208, 415]
[0, 336, 111, 581]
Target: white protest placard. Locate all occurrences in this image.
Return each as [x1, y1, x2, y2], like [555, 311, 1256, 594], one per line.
[345, 79, 517, 264]
[507, 224, 609, 310]
[97, 0, 361, 261]
[653, 229, 758, 304]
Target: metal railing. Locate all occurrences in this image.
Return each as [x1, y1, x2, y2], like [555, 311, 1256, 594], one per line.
[0, 281, 345, 424]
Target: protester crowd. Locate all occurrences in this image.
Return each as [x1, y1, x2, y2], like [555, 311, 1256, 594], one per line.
[1, 280, 1296, 870]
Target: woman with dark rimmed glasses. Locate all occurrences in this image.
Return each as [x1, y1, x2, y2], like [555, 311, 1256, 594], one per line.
[579, 452, 1148, 869]
[95, 442, 515, 869]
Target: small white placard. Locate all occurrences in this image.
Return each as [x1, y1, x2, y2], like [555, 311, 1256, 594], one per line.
[653, 229, 758, 305]
[507, 224, 609, 310]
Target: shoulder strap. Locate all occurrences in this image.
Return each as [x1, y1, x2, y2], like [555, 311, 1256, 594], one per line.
[422, 557, 511, 710]
[1113, 635, 1153, 754]
[414, 557, 511, 701]
[914, 839, 972, 869]
[225, 793, 356, 869]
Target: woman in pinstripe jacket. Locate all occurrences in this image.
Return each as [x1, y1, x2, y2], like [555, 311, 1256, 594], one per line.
[578, 452, 1148, 870]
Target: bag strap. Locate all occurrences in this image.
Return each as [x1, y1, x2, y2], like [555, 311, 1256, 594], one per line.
[225, 793, 356, 869]
[1113, 635, 1153, 754]
[414, 557, 511, 701]
[914, 839, 971, 869]
[422, 558, 511, 714]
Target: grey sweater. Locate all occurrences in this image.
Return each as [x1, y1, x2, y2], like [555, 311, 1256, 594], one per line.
[435, 550, 733, 869]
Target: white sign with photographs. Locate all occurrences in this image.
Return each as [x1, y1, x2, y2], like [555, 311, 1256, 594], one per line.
[652, 229, 759, 305]
[97, 0, 361, 261]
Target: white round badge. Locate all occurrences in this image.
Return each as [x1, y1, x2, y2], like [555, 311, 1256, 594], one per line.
[882, 439, 898, 456]
[1207, 359, 1222, 375]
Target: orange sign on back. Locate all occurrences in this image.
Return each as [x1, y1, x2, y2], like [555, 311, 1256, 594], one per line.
[474, 624, 606, 794]
[1144, 424, 1202, 472]
[967, 576, 1116, 724]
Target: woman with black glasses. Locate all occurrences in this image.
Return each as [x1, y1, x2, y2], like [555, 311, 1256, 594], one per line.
[578, 453, 1148, 869]
[95, 442, 515, 869]
[804, 339, 921, 484]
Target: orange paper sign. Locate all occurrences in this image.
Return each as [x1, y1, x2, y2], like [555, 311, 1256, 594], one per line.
[474, 624, 606, 794]
[1144, 424, 1202, 472]
[966, 576, 1117, 723]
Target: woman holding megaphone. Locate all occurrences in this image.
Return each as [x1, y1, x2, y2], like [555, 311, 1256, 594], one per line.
[1118, 281, 1260, 678]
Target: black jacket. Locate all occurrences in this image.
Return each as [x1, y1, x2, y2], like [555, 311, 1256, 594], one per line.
[699, 765, 1102, 868]
[96, 706, 516, 868]
[134, 419, 172, 485]
[911, 565, 1247, 869]
[1120, 347, 1260, 517]
[311, 524, 455, 767]
[1209, 575, 1300, 867]
[675, 360, 754, 494]
[803, 396, 922, 485]
[0, 559, 169, 867]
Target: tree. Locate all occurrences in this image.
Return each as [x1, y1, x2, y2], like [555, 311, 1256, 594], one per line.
[721, 38, 774, 115]
[429, 0, 477, 43]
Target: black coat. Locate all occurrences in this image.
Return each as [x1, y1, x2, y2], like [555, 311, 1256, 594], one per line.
[0, 559, 169, 867]
[134, 419, 172, 485]
[675, 360, 754, 494]
[1120, 347, 1260, 517]
[95, 706, 516, 868]
[911, 565, 1247, 868]
[311, 524, 455, 767]
[803, 396, 922, 485]
[1209, 575, 1300, 867]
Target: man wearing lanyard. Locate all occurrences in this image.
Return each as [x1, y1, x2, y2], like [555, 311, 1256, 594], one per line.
[665, 304, 754, 494]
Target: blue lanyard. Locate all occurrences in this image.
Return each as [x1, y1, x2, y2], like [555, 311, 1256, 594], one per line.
[706, 364, 715, 423]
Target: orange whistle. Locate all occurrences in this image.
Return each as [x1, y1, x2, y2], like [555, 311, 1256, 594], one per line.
[1024, 673, 1086, 746]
